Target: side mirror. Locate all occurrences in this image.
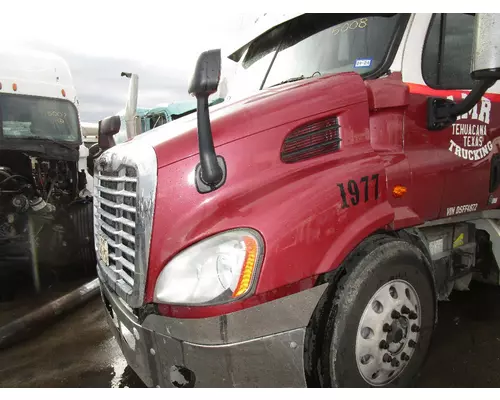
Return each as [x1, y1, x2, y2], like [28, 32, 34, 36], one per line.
[188, 49, 221, 97]
[188, 49, 227, 194]
[98, 115, 121, 150]
[428, 13, 499, 130]
[471, 14, 500, 80]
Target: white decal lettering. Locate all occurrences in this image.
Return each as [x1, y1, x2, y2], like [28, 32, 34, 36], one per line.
[479, 97, 492, 124]
[452, 203, 478, 215]
[447, 94, 492, 161]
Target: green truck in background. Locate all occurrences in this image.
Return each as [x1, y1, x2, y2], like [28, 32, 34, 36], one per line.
[111, 72, 224, 145]
[112, 101, 199, 145]
[87, 72, 224, 171]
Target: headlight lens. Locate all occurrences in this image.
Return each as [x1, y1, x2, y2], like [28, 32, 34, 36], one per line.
[154, 229, 264, 305]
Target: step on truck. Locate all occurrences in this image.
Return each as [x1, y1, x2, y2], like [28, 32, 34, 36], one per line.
[0, 48, 95, 298]
[94, 13, 500, 387]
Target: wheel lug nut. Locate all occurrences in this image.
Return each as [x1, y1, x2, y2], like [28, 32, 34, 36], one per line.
[383, 323, 392, 332]
[379, 340, 389, 349]
[401, 352, 410, 361]
[391, 358, 400, 367]
[401, 305, 410, 314]
[411, 324, 420, 333]
[383, 353, 392, 363]
[408, 339, 416, 348]
[391, 310, 401, 319]
[409, 311, 418, 320]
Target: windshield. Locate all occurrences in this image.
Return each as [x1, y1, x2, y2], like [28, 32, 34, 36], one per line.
[229, 14, 402, 99]
[0, 93, 80, 142]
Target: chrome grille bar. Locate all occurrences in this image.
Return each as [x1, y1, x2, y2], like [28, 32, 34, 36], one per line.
[93, 143, 158, 308]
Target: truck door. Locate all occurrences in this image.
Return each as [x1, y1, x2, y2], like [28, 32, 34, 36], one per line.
[402, 13, 500, 221]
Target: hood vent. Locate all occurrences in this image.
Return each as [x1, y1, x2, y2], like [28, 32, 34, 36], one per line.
[280, 116, 341, 163]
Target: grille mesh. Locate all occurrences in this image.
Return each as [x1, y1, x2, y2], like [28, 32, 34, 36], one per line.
[281, 116, 341, 163]
[95, 167, 138, 290]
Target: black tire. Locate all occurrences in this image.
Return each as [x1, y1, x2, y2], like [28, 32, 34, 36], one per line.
[319, 235, 436, 387]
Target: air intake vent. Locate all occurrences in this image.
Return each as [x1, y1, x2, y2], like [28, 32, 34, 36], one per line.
[280, 116, 341, 163]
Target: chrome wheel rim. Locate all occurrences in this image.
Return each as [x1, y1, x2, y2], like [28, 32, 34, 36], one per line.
[355, 279, 421, 386]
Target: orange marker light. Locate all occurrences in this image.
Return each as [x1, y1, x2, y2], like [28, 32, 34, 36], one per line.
[61, 89, 66, 97]
[392, 185, 407, 198]
[12, 83, 17, 91]
[233, 236, 259, 298]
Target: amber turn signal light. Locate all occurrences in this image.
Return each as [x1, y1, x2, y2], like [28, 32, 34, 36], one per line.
[233, 236, 259, 298]
[392, 185, 407, 198]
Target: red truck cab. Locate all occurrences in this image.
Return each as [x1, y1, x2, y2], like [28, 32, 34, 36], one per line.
[94, 13, 500, 387]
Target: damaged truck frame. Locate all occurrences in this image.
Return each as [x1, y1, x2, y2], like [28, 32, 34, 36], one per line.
[94, 13, 500, 387]
[0, 49, 95, 297]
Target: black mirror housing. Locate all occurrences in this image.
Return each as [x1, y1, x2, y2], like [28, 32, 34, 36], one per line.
[98, 115, 121, 150]
[428, 13, 500, 131]
[188, 49, 221, 97]
[99, 115, 121, 137]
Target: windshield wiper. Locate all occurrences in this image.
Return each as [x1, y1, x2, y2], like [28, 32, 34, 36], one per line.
[24, 136, 78, 151]
[269, 71, 321, 88]
[269, 75, 306, 88]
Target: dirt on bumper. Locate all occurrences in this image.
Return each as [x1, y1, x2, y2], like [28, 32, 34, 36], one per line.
[100, 281, 327, 388]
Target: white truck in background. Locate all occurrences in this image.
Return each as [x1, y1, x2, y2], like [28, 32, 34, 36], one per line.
[0, 48, 95, 298]
[81, 122, 98, 147]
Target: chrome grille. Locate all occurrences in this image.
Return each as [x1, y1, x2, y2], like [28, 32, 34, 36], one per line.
[96, 167, 138, 288]
[94, 143, 157, 308]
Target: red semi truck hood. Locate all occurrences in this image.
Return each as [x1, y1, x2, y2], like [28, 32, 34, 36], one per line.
[128, 72, 368, 168]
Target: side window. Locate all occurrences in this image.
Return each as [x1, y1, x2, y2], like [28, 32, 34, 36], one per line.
[422, 13, 475, 89]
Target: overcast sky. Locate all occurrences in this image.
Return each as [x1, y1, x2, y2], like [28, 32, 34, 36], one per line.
[0, 1, 262, 122]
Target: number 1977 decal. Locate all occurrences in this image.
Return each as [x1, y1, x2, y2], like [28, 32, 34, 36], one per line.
[337, 174, 379, 209]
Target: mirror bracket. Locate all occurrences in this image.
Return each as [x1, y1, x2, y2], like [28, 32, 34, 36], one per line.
[194, 155, 227, 194]
[427, 78, 495, 131]
[427, 97, 458, 131]
[188, 49, 225, 193]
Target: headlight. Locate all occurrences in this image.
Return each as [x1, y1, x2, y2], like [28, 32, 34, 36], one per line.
[154, 228, 264, 305]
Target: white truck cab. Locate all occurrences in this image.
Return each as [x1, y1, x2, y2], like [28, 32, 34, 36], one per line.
[0, 48, 93, 191]
[0, 48, 95, 290]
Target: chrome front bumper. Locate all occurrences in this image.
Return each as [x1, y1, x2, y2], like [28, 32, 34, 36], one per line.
[100, 280, 327, 388]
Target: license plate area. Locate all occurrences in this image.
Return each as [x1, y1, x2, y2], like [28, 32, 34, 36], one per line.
[97, 233, 109, 266]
